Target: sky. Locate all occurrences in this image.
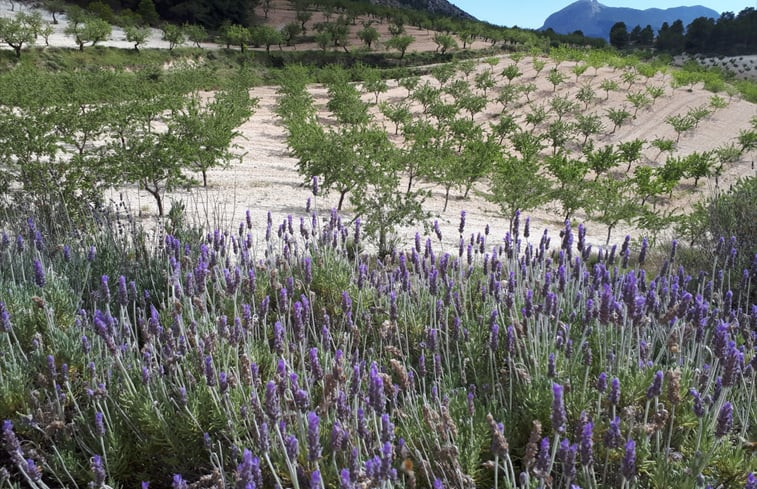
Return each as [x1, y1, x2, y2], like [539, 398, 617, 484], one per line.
[451, 0, 755, 29]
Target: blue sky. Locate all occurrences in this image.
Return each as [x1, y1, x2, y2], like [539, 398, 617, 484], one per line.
[451, 1, 754, 29]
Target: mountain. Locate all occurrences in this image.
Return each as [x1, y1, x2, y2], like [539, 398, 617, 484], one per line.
[364, 0, 476, 20]
[541, 0, 719, 39]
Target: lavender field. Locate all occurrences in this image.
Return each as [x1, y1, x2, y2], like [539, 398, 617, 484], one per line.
[0, 187, 754, 488]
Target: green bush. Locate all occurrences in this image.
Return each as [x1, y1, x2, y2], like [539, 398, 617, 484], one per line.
[676, 176, 756, 304]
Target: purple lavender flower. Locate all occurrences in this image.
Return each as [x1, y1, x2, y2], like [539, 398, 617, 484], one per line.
[490, 323, 499, 353]
[745, 472, 756, 489]
[284, 433, 299, 461]
[459, 210, 466, 235]
[715, 402, 733, 438]
[381, 413, 395, 443]
[204, 356, 215, 386]
[340, 468, 355, 489]
[26, 458, 41, 481]
[172, 474, 188, 489]
[91, 454, 106, 488]
[117, 276, 128, 306]
[0, 302, 11, 332]
[307, 411, 321, 462]
[621, 439, 636, 481]
[558, 439, 577, 482]
[690, 389, 705, 418]
[580, 421, 593, 467]
[3, 420, 24, 465]
[369, 362, 385, 413]
[646, 371, 663, 399]
[33, 259, 45, 287]
[264, 381, 280, 421]
[604, 417, 622, 449]
[552, 383, 567, 434]
[609, 377, 620, 406]
[547, 353, 556, 378]
[311, 470, 323, 489]
[534, 437, 551, 478]
[312, 176, 319, 196]
[236, 448, 262, 489]
[94, 411, 105, 437]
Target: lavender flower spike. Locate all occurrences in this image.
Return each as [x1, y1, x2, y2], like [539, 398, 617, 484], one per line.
[715, 401, 733, 438]
[552, 383, 567, 434]
[621, 439, 636, 481]
[307, 411, 322, 462]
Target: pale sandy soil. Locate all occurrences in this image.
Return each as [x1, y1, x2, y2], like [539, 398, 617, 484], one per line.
[111, 55, 757, 254]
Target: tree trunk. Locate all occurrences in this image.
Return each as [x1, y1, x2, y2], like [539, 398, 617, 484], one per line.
[605, 224, 614, 246]
[144, 185, 164, 216]
[202, 170, 208, 188]
[443, 187, 450, 212]
[338, 190, 347, 211]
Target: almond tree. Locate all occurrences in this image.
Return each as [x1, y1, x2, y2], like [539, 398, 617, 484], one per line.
[501, 64, 522, 85]
[474, 70, 495, 97]
[571, 63, 588, 82]
[632, 166, 665, 207]
[599, 79, 619, 99]
[683, 151, 715, 187]
[665, 113, 695, 142]
[0, 17, 35, 58]
[350, 132, 428, 256]
[575, 84, 595, 109]
[617, 138, 644, 172]
[399, 118, 437, 196]
[361, 67, 388, 104]
[576, 113, 603, 147]
[496, 85, 520, 111]
[378, 101, 410, 135]
[532, 58, 546, 78]
[432, 32, 456, 54]
[162, 24, 185, 50]
[584, 143, 619, 180]
[547, 69, 566, 92]
[545, 151, 590, 221]
[385, 34, 414, 60]
[430, 63, 455, 89]
[487, 153, 552, 233]
[124, 25, 149, 52]
[357, 25, 379, 49]
[65, 16, 111, 51]
[606, 107, 631, 134]
[588, 176, 639, 245]
[173, 86, 257, 188]
[184, 24, 207, 47]
[626, 91, 651, 117]
[107, 95, 195, 217]
[651, 137, 675, 159]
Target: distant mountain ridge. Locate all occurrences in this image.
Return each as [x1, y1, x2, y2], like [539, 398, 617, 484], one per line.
[541, 0, 719, 39]
[362, 0, 475, 20]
